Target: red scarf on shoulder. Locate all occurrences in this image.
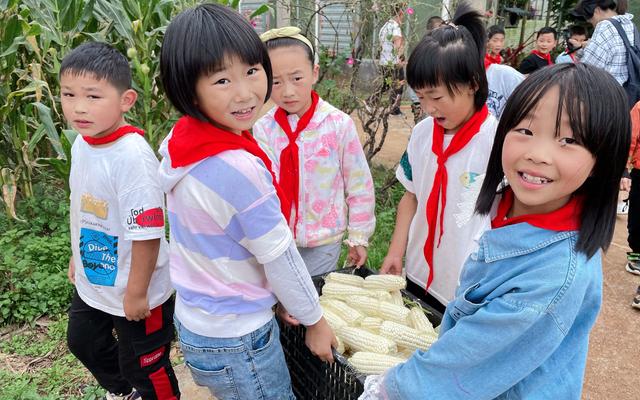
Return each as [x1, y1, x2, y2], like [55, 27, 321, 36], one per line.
[423, 105, 489, 290]
[531, 50, 553, 66]
[167, 115, 291, 222]
[491, 188, 582, 231]
[484, 53, 502, 69]
[273, 91, 320, 236]
[82, 125, 144, 145]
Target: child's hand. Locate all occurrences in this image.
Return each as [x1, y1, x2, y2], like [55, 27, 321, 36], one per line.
[123, 292, 151, 321]
[348, 245, 368, 268]
[276, 303, 300, 326]
[305, 317, 337, 363]
[67, 257, 75, 284]
[380, 254, 403, 275]
[621, 177, 632, 192]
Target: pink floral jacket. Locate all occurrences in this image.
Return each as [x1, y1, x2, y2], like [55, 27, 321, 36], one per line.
[253, 98, 376, 248]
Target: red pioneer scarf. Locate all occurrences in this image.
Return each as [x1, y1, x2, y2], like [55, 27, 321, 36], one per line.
[491, 188, 582, 231]
[167, 115, 291, 222]
[273, 90, 320, 235]
[423, 105, 489, 289]
[531, 50, 553, 66]
[82, 125, 144, 145]
[484, 53, 502, 69]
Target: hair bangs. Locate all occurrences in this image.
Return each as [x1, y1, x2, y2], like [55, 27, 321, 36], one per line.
[60, 42, 131, 91]
[476, 63, 631, 258]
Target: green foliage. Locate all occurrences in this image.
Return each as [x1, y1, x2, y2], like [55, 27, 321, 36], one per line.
[0, 179, 71, 325]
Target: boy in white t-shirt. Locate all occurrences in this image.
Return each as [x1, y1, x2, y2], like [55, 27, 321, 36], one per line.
[61, 42, 179, 400]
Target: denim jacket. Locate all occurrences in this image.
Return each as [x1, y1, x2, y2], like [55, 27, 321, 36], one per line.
[383, 222, 602, 399]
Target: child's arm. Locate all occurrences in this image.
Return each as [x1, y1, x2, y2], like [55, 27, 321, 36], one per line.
[67, 256, 75, 284]
[340, 118, 376, 266]
[380, 191, 417, 275]
[124, 238, 160, 321]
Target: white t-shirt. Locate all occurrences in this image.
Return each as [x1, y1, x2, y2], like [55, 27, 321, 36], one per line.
[69, 133, 173, 316]
[486, 64, 524, 119]
[379, 19, 402, 66]
[396, 115, 498, 305]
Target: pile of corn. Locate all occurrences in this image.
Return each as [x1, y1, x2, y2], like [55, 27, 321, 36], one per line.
[320, 272, 438, 375]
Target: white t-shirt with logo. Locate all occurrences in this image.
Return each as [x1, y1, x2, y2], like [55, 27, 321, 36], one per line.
[396, 115, 498, 305]
[379, 19, 402, 66]
[69, 133, 173, 316]
[486, 64, 524, 119]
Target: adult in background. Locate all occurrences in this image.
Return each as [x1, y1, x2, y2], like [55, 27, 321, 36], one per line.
[573, 0, 634, 85]
[377, 3, 406, 115]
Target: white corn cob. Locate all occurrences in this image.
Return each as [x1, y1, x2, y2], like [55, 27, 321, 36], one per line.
[377, 301, 410, 325]
[322, 282, 370, 299]
[349, 352, 406, 375]
[335, 336, 345, 354]
[347, 295, 380, 316]
[408, 307, 436, 335]
[320, 298, 364, 325]
[380, 321, 437, 352]
[363, 274, 406, 291]
[325, 272, 365, 287]
[337, 326, 398, 354]
[322, 307, 348, 330]
[390, 290, 404, 307]
[360, 317, 383, 333]
[369, 290, 393, 302]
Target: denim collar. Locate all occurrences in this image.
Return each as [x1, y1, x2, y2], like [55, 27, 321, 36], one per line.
[479, 223, 577, 263]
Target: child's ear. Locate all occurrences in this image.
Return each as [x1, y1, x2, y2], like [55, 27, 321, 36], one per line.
[120, 89, 138, 112]
[312, 64, 320, 85]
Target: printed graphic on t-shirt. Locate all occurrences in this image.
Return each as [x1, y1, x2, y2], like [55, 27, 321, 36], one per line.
[487, 89, 505, 118]
[454, 172, 484, 228]
[127, 206, 164, 230]
[79, 227, 118, 286]
[81, 193, 108, 219]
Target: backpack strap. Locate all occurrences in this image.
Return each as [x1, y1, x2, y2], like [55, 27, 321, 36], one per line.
[609, 18, 639, 49]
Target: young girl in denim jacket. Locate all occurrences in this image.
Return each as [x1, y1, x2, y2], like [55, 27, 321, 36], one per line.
[359, 63, 631, 399]
[157, 4, 335, 399]
[253, 27, 375, 275]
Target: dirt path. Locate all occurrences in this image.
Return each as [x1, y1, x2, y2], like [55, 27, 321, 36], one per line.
[176, 105, 640, 399]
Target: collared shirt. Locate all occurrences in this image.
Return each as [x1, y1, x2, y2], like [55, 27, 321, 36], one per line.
[383, 221, 602, 400]
[582, 13, 635, 85]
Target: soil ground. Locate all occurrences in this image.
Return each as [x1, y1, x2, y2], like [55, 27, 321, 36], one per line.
[176, 105, 639, 399]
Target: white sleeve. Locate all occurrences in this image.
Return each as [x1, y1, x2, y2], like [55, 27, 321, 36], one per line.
[264, 241, 322, 326]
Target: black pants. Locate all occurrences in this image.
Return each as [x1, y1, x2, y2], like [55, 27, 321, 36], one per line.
[628, 169, 640, 253]
[67, 291, 180, 399]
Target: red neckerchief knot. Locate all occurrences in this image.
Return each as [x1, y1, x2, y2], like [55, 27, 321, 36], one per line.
[273, 90, 320, 236]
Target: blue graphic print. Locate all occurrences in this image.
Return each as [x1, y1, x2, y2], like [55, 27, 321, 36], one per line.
[79, 228, 118, 286]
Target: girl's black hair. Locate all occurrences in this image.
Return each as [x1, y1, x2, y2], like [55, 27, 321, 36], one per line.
[160, 3, 272, 122]
[475, 63, 631, 258]
[60, 42, 131, 92]
[407, 1, 488, 110]
[264, 37, 314, 66]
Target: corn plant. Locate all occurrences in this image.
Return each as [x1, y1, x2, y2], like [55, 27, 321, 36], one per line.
[0, 0, 271, 219]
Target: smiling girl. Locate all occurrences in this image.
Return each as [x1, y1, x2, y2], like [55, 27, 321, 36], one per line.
[156, 4, 335, 398]
[360, 61, 631, 400]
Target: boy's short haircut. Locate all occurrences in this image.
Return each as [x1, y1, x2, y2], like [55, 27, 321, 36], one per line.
[537, 26, 558, 40]
[488, 25, 506, 39]
[60, 42, 131, 92]
[426, 16, 444, 31]
[568, 25, 588, 38]
[160, 3, 272, 122]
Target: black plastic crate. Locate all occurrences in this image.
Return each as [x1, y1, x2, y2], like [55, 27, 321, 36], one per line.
[279, 267, 442, 400]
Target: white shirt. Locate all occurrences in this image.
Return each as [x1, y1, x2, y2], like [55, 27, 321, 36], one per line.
[486, 64, 524, 119]
[379, 19, 402, 66]
[396, 115, 498, 305]
[70, 133, 173, 316]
